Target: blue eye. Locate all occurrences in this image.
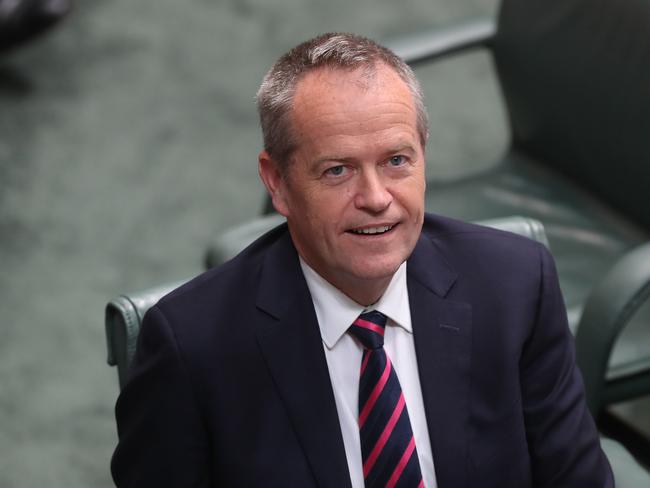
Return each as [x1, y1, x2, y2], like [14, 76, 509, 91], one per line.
[389, 155, 406, 166]
[326, 165, 345, 176]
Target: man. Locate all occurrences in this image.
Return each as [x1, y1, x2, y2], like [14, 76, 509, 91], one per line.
[112, 33, 613, 487]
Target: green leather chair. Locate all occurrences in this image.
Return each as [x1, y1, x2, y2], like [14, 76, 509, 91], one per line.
[379, 0, 650, 453]
[106, 216, 649, 483]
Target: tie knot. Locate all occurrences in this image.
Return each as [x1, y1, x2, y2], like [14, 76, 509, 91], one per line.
[349, 310, 387, 350]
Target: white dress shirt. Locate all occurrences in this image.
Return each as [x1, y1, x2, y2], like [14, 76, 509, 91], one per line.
[300, 258, 437, 488]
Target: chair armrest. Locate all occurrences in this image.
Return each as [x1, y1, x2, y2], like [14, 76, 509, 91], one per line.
[575, 241, 650, 414]
[385, 18, 496, 66]
[105, 281, 186, 388]
[600, 436, 650, 484]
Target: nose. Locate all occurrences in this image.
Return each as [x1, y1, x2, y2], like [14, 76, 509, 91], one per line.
[353, 170, 392, 213]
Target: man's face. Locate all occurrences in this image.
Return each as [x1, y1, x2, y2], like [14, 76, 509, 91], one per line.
[259, 64, 426, 304]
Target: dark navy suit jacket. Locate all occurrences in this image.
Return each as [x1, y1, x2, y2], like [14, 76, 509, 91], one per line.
[112, 214, 613, 487]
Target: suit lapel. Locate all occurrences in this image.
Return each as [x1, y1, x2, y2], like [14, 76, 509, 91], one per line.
[255, 231, 352, 488]
[408, 234, 472, 488]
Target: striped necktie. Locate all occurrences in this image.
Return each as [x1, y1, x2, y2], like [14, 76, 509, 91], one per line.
[349, 310, 424, 488]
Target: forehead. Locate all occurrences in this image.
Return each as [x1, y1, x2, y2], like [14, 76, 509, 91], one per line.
[293, 63, 412, 106]
[289, 65, 418, 150]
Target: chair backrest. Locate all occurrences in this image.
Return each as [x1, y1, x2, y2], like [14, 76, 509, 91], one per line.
[106, 215, 550, 389]
[204, 213, 285, 269]
[493, 0, 650, 230]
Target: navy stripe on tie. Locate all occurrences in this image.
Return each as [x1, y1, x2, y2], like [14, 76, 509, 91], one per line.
[349, 311, 423, 488]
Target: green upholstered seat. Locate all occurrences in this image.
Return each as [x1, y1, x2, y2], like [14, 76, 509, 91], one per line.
[379, 0, 650, 462]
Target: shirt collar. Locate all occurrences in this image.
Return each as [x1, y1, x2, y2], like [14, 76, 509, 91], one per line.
[299, 258, 412, 350]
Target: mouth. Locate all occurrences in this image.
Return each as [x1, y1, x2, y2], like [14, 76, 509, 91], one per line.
[347, 223, 397, 236]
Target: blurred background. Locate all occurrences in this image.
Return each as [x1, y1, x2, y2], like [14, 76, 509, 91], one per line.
[0, 0, 576, 485]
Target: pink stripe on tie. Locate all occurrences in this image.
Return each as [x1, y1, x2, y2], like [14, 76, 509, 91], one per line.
[354, 317, 385, 336]
[363, 394, 406, 477]
[385, 436, 417, 488]
[358, 359, 392, 428]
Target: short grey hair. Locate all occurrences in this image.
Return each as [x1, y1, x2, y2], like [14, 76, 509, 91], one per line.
[256, 32, 429, 171]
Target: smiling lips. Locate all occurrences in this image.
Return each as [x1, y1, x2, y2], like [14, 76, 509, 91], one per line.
[348, 224, 396, 235]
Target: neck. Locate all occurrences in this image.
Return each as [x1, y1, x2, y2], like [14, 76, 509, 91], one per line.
[295, 252, 397, 306]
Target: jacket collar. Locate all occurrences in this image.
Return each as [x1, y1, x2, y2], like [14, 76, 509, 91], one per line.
[255, 230, 353, 487]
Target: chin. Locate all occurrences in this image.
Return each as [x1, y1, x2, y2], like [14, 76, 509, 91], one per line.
[348, 257, 404, 282]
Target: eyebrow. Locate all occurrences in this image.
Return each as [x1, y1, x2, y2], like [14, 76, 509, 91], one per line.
[313, 155, 356, 166]
[384, 143, 417, 156]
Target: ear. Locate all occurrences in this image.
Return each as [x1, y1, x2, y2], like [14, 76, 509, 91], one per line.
[258, 150, 290, 217]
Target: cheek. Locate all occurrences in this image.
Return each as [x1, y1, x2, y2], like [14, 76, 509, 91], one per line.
[314, 191, 352, 219]
[409, 176, 426, 210]
[296, 199, 334, 236]
[396, 184, 425, 214]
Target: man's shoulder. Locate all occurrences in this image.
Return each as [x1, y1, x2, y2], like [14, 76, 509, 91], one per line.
[418, 213, 547, 274]
[155, 221, 292, 318]
[421, 213, 544, 252]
